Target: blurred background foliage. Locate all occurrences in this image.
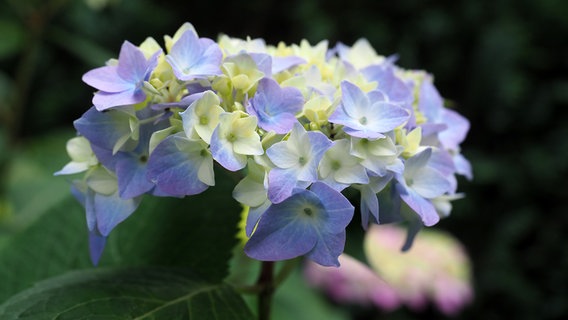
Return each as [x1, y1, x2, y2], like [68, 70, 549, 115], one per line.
[0, 0, 567, 319]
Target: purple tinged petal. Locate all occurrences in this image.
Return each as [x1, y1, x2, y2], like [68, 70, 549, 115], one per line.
[210, 126, 247, 171]
[73, 106, 134, 151]
[250, 53, 272, 76]
[306, 231, 346, 267]
[266, 142, 298, 168]
[246, 200, 271, 236]
[404, 148, 432, 178]
[167, 31, 222, 80]
[297, 131, 332, 181]
[418, 80, 444, 121]
[454, 153, 473, 180]
[439, 109, 470, 150]
[245, 198, 319, 261]
[92, 89, 146, 111]
[309, 182, 354, 234]
[267, 169, 298, 203]
[360, 185, 379, 227]
[115, 155, 155, 199]
[396, 183, 440, 226]
[248, 78, 303, 134]
[338, 81, 369, 118]
[117, 41, 151, 83]
[411, 168, 452, 199]
[93, 191, 142, 236]
[146, 135, 211, 196]
[366, 101, 409, 132]
[272, 56, 306, 74]
[82, 66, 132, 93]
[89, 232, 107, 266]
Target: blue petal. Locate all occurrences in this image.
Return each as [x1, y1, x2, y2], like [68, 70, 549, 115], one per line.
[309, 182, 354, 234]
[146, 135, 211, 196]
[210, 126, 247, 171]
[267, 168, 299, 203]
[115, 154, 155, 199]
[93, 88, 146, 111]
[89, 231, 107, 266]
[82, 66, 131, 93]
[93, 191, 142, 236]
[396, 182, 440, 226]
[245, 193, 319, 261]
[74, 107, 134, 151]
[306, 231, 346, 267]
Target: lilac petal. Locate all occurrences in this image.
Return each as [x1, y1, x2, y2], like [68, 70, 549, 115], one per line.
[267, 168, 298, 203]
[401, 217, 422, 251]
[454, 153, 473, 180]
[73, 106, 133, 151]
[167, 31, 222, 80]
[412, 168, 452, 199]
[115, 155, 155, 199]
[250, 53, 272, 76]
[89, 232, 107, 266]
[210, 127, 247, 171]
[246, 200, 271, 236]
[93, 89, 146, 111]
[309, 182, 354, 234]
[306, 231, 346, 267]
[117, 41, 150, 82]
[362, 65, 412, 103]
[297, 131, 332, 181]
[272, 56, 306, 74]
[93, 191, 141, 236]
[418, 80, 444, 121]
[366, 101, 409, 132]
[245, 201, 318, 261]
[146, 135, 211, 196]
[439, 109, 470, 150]
[360, 185, 379, 228]
[82, 66, 132, 93]
[404, 148, 432, 178]
[429, 149, 456, 177]
[339, 81, 369, 118]
[396, 183, 440, 226]
[266, 142, 298, 169]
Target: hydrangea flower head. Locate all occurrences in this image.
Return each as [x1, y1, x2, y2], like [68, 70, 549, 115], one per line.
[58, 22, 472, 267]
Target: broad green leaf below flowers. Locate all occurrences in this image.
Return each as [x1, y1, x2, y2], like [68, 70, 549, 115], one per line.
[0, 267, 253, 320]
[0, 131, 242, 302]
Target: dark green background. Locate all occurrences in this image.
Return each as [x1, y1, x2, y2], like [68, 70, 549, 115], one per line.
[1, 0, 567, 319]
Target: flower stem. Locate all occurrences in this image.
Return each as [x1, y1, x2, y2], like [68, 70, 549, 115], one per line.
[256, 261, 275, 320]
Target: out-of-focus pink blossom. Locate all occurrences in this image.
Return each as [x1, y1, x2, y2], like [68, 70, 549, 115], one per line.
[304, 224, 473, 316]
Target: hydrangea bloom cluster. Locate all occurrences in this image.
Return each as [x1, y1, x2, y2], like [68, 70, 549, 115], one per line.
[304, 224, 473, 316]
[56, 22, 471, 266]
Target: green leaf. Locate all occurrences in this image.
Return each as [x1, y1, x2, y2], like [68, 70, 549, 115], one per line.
[0, 131, 242, 302]
[0, 267, 253, 319]
[103, 172, 242, 282]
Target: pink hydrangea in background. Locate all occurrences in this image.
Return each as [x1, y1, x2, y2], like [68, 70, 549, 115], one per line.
[304, 224, 473, 316]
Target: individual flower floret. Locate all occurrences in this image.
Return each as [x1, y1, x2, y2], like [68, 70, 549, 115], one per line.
[70, 166, 142, 265]
[395, 148, 453, 226]
[329, 81, 410, 139]
[54, 136, 98, 175]
[210, 111, 264, 171]
[146, 133, 214, 196]
[245, 182, 354, 266]
[246, 78, 304, 134]
[165, 30, 223, 81]
[180, 91, 224, 144]
[266, 122, 332, 203]
[318, 138, 368, 191]
[82, 41, 160, 111]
